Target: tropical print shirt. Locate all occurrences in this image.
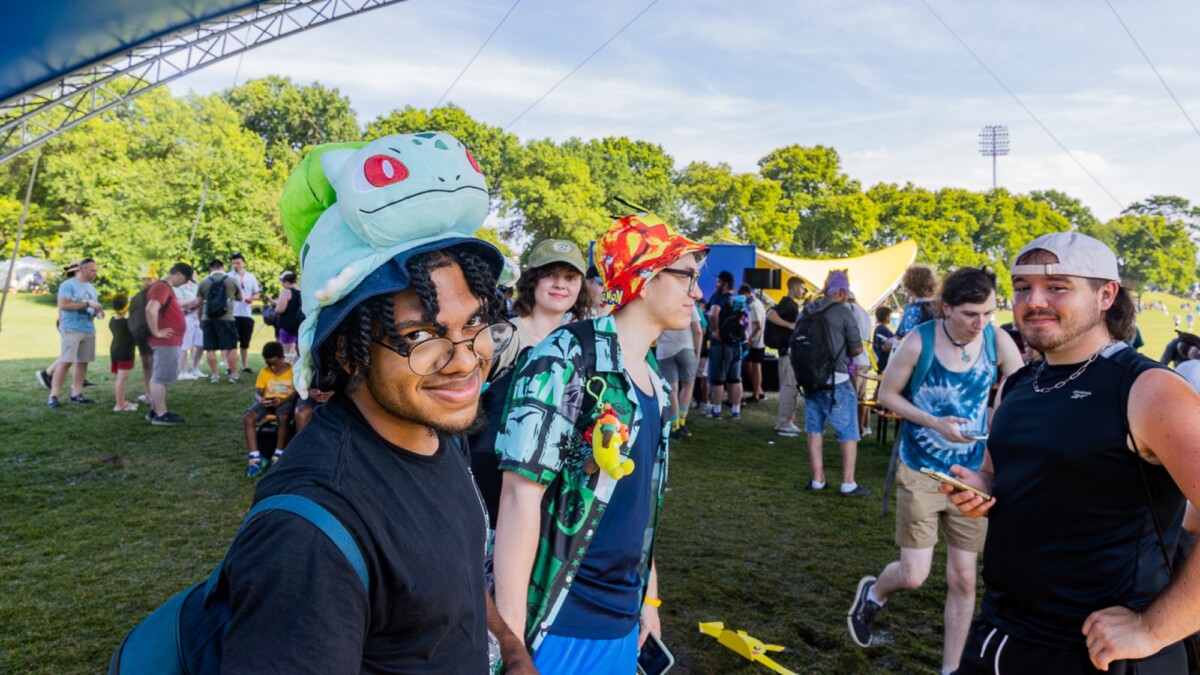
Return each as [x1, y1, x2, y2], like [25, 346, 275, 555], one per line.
[495, 315, 671, 650]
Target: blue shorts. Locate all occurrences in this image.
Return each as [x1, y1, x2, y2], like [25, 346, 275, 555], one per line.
[803, 379, 860, 442]
[707, 342, 742, 385]
[534, 626, 639, 675]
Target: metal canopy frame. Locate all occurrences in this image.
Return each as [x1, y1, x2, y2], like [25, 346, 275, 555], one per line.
[0, 0, 407, 165]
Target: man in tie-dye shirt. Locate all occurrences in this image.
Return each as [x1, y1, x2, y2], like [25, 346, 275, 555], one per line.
[848, 267, 1023, 673]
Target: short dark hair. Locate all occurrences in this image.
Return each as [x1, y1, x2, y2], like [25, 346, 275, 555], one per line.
[512, 262, 593, 320]
[231, 252, 245, 261]
[79, 258, 95, 266]
[940, 267, 997, 308]
[314, 247, 503, 394]
[208, 259, 224, 270]
[717, 270, 735, 288]
[875, 306, 893, 323]
[280, 271, 298, 284]
[262, 341, 285, 360]
[112, 294, 129, 312]
[169, 262, 194, 278]
[737, 283, 753, 295]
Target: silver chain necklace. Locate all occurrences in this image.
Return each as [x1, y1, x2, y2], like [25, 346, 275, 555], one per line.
[1031, 341, 1116, 394]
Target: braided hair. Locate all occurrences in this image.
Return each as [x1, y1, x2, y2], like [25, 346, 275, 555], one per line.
[314, 247, 503, 394]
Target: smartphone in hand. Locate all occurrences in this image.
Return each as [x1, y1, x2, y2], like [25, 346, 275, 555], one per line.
[920, 467, 992, 501]
[638, 632, 675, 675]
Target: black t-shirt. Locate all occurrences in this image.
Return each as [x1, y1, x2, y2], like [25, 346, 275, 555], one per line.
[872, 324, 894, 373]
[221, 396, 489, 673]
[109, 316, 135, 362]
[769, 296, 799, 356]
[982, 346, 1183, 650]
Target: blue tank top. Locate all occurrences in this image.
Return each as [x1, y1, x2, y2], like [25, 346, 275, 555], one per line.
[549, 384, 660, 639]
[899, 342, 993, 473]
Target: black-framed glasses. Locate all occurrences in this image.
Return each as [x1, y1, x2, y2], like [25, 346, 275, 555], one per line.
[658, 267, 700, 291]
[373, 321, 515, 376]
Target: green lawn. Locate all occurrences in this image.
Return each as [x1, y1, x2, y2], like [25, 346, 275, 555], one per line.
[0, 289, 1191, 673]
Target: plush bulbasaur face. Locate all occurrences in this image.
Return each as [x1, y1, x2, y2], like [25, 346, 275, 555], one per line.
[319, 131, 489, 249]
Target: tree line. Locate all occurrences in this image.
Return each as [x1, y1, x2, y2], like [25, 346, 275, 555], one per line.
[2, 75, 1196, 298]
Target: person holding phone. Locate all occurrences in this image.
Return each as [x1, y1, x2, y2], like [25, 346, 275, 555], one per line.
[943, 232, 1200, 674]
[848, 267, 1022, 674]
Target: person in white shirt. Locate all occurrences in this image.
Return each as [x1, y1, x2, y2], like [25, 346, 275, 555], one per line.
[739, 284, 767, 403]
[230, 253, 261, 374]
[174, 271, 203, 379]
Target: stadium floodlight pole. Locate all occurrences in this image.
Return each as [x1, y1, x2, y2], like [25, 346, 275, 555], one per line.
[979, 125, 1010, 189]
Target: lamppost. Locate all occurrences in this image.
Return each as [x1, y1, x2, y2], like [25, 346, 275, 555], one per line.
[979, 125, 1009, 189]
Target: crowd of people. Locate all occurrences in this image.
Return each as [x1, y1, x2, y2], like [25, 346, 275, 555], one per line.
[95, 132, 1200, 674]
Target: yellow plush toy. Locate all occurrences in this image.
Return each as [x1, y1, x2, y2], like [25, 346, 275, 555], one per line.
[584, 403, 633, 479]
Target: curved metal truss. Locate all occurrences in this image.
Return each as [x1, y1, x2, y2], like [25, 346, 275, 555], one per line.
[0, 0, 407, 164]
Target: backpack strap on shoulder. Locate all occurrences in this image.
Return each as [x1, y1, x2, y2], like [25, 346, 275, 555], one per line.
[983, 323, 997, 381]
[907, 320, 938, 400]
[204, 494, 369, 603]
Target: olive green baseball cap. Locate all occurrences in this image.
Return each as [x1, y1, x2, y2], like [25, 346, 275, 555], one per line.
[526, 239, 587, 274]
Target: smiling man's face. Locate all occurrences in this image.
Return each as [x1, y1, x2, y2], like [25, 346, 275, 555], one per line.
[361, 263, 489, 436]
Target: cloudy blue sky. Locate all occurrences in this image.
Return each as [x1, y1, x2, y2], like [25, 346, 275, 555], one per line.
[177, 0, 1200, 222]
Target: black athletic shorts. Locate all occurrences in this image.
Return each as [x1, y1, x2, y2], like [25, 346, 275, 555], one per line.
[746, 347, 766, 363]
[956, 617, 1186, 675]
[235, 316, 255, 349]
[202, 320, 238, 352]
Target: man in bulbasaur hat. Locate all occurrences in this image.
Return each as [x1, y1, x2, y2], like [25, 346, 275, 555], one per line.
[219, 133, 534, 673]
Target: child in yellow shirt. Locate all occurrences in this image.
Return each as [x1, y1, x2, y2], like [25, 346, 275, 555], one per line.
[243, 341, 298, 477]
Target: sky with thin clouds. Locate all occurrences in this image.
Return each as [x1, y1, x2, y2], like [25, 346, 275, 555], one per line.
[176, 0, 1200, 222]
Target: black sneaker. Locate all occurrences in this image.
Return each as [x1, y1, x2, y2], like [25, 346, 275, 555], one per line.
[83, 379, 96, 387]
[145, 410, 157, 422]
[69, 394, 95, 404]
[840, 485, 871, 498]
[47, 395, 60, 408]
[848, 576, 882, 647]
[35, 369, 51, 389]
[151, 411, 185, 426]
[242, 367, 253, 374]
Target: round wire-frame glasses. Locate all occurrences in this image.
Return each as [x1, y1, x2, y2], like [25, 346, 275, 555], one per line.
[373, 321, 515, 376]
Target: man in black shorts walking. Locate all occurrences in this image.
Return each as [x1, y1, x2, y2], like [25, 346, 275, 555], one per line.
[944, 232, 1200, 673]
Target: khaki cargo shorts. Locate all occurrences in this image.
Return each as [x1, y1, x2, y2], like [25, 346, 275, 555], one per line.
[895, 461, 987, 552]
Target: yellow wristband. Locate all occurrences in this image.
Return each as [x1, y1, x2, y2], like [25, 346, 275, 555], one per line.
[644, 596, 662, 608]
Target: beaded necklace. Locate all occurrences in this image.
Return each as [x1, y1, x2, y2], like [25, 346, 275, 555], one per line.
[941, 319, 971, 363]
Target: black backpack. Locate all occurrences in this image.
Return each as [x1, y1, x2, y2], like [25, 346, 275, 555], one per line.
[205, 275, 229, 320]
[715, 295, 747, 344]
[788, 302, 843, 393]
[127, 287, 151, 342]
[764, 297, 799, 350]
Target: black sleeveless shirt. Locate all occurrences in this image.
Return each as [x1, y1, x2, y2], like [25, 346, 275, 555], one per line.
[981, 344, 1185, 650]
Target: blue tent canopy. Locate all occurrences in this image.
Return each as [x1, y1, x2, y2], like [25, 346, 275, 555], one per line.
[0, 0, 262, 104]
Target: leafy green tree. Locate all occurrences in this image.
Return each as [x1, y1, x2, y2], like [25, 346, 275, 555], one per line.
[758, 145, 878, 257]
[1123, 195, 1200, 235]
[1083, 214, 1197, 295]
[1029, 189, 1099, 231]
[223, 76, 360, 171]
[675, 162, 795, 251]
[36, 88, 289, 295]
[500, 139, 607, 253]
[563, 137, 681, 225]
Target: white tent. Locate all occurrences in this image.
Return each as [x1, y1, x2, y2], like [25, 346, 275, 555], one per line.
[1, 255, 56, 290]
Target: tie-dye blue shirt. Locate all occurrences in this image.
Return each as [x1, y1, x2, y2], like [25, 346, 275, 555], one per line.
[899, 345, 993, 473]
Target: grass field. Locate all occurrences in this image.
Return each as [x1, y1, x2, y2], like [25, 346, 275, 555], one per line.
[0, 289, 1192, 673]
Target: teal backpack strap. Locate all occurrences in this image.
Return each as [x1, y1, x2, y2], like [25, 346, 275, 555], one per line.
[984, 323, 997, 381]
[907, 320, 938, 400]
[203, 494, 369, 601]
[886, 320, 936, 517]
